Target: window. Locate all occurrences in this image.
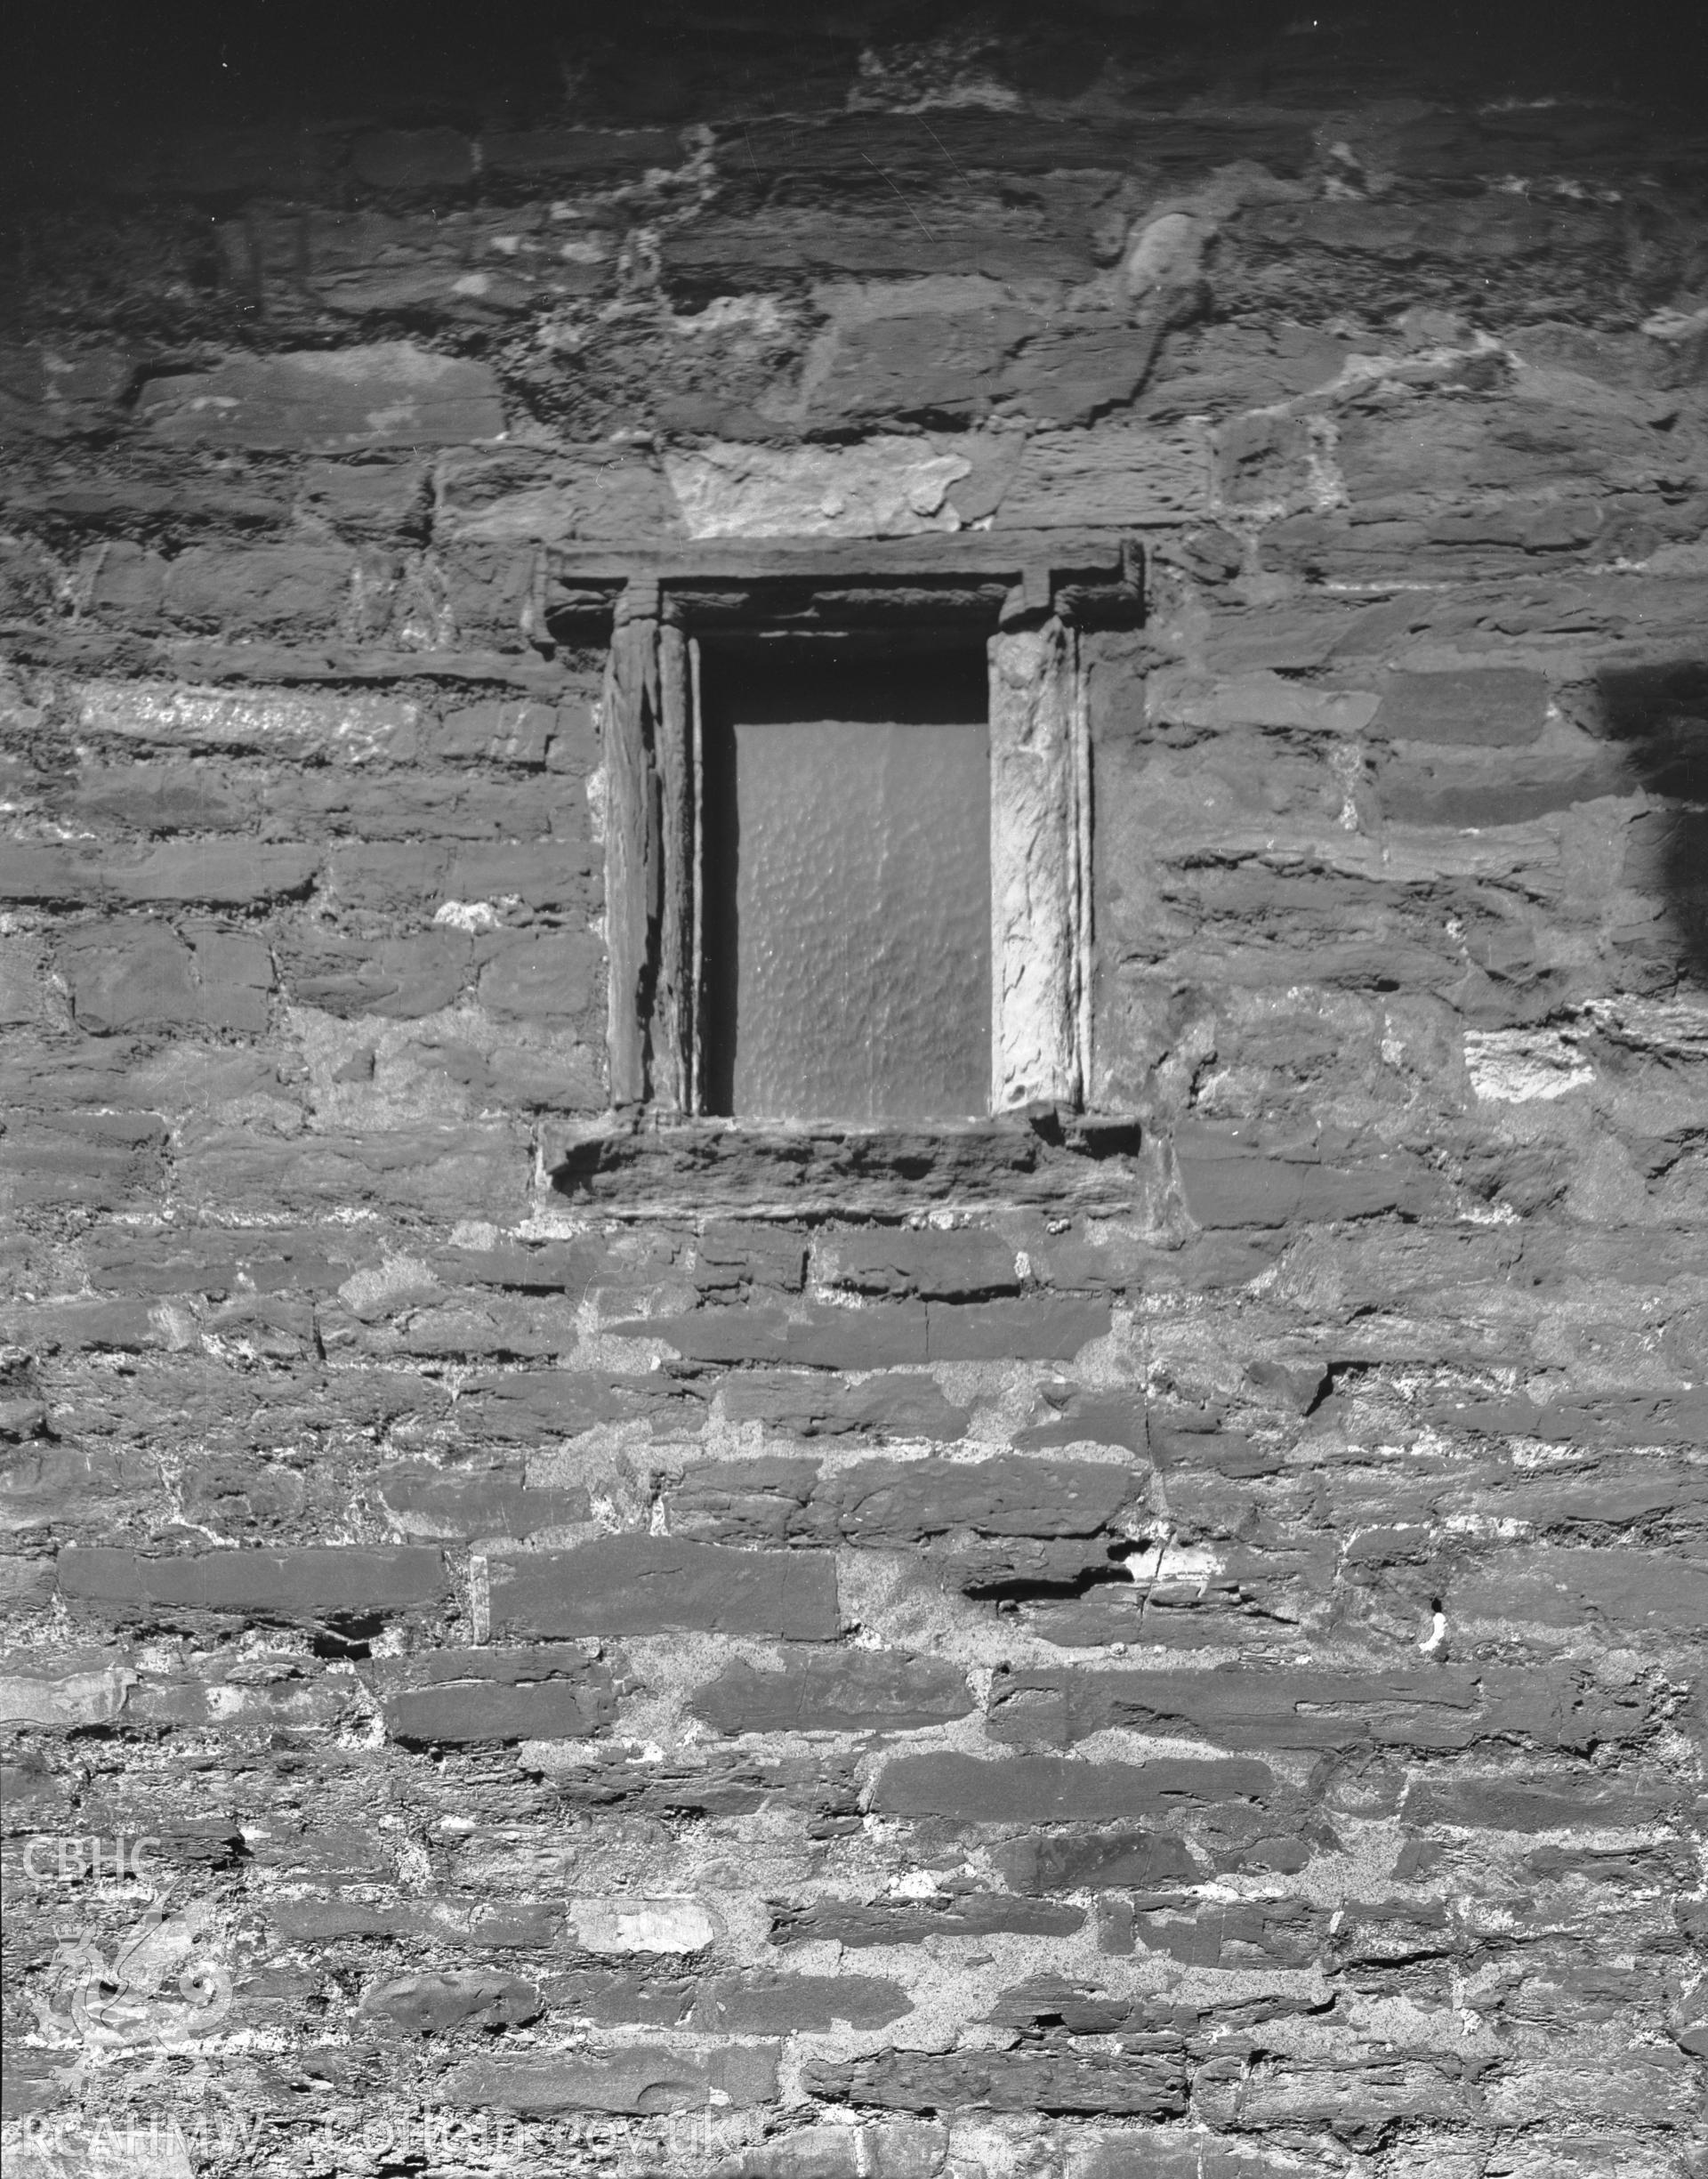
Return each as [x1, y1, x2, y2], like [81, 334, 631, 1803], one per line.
[698, 635, 991, 1123]
[549, 532, 1140, 1126]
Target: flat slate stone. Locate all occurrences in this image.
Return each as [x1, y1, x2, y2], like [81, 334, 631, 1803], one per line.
[56, 1544, 450, 1623]
[690, 1650, 971, 1735]
[488, 1537, 840, 1641]
[871, 1751, 1271, 1822]
[137, 344, 505, 451]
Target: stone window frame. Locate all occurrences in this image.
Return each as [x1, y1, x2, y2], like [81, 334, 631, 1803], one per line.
[544, 529, 1142, 1124]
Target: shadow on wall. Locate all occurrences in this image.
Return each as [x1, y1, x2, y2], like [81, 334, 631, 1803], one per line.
[1597, 660, 1708, 989]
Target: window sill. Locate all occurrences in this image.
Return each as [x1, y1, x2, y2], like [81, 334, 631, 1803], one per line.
[543, 1109, 1143, 1219]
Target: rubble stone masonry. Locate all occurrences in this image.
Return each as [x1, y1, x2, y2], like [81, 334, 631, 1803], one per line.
[1, 4, 1705, 2175]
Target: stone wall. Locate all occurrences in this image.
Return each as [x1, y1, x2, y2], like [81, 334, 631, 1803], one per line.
[2, 6, 1706, 2176]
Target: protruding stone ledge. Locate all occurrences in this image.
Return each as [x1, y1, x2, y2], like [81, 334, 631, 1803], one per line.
[543, 1110, 1144, 1217]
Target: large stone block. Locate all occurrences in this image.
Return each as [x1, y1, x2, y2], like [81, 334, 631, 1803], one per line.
[985, 1665, 1592, 1753]
[996, 423, 1210, 526]
[375, 1468, 591, 1539]
[60, 921, 273, 1034]
[1452, 1545, 1708, 1637]
[162, 544, 353, 634]
[77, 681, 419, 761]
[477, 931, 603, 1022]
[1404, 1774, 1675, 1832]
[360, 1969, 541, 2036]
[175, 1122, 528, 1219]
[73, 761, 259, 833]
[1374, 668, 1550, 746]
[716, 1371, 968, 1441]
[138, 344, 505, 450]
[489, 1537, 840, 1640]
[870, 1751, 1271, 1822]
[428, 698, 560, 767]
[444, 2042, 778, 2114]
[0, 1110, 168, 1210]
[806, 2048, 1186, 2118]
[445, 837, 597, 907]
[925, 1296, 1112, 1360]
[998, 1828, 1196, 1893]
[56, 1544, 451, 1624]
[1174, 1122, 1438, 1230]
[662, 439, 969, 539]
[1, 841, 316, 907]
[694, 1222, 810, 1295]
[383, 1675, 612, 1746]
[436, 445, 679, 544]
[775, 1895, 1085, 1948]
[617, 1304, 931, 1369]
[820, 1227, 1019, 1300]
[832, 1455, 1136, 1544]
[281, 928, 471, 1018]
[806, 303, 1157, 429]
[690, 1651, 971, 1735]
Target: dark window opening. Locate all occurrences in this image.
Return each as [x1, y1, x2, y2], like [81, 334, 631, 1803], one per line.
[698, 638, 991, 1124]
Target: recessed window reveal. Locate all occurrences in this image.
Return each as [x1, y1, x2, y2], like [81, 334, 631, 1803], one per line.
[567, 533, 1139, 1126]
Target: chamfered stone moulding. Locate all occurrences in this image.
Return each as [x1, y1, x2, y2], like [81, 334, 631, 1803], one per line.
[545, 529, 1142, 1125]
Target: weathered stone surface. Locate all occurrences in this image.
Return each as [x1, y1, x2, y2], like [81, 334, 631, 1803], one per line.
[56, 1545, 449, 1623]
[375, 1467, 591, 1538]
[0, 1660, 133, 1728]
[383, 1675, 613, 1746]
[987, 1665, 1644, 1754]
[1404, 1775, 1675, 1831]
[1, 841, 317, 906]
[690, 1651, 971, 1735]
[775, 1895, 1087, 1948]
[806, 2048, 1187, 2118]
[619, 1303, 930, 1369]
[545, 1970, 913, 2031]
[60, 921, 274, 1034]
[998, 424, 1210, 527]
[1374, 668, 1550, 746]
[871, 1752, 1272, 1822]
[1452, 1546, 1708, 1636]
[489, 1538, 840, 1640]
[1174, 1123, 1438, 1230]
[695, 1222, 810, 1295]
[137, 345, 505, 449]
[663, 1457, 823, 1546]
[716, 1371, 969, 1441]
[360, 1969, 541, 2035]
[819, 1227, 1019, 1300]
[272, 1897, 557, 1948]
[176, 1122, 528, 1220]
[832, 1456, 1136, 1543]
[445, 2043, 778, 2113]
[569, 1897, 718, 1954]
[436, 445, 678, 545]
[1015, 1392, 1148, 1457]
[664, 440, 970, 539]
[477, 931, 602, 1021]
[996, 1828, 1198, 1893]
[925, 1296, 1112, 1360]
[76, 679, 419, 758]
